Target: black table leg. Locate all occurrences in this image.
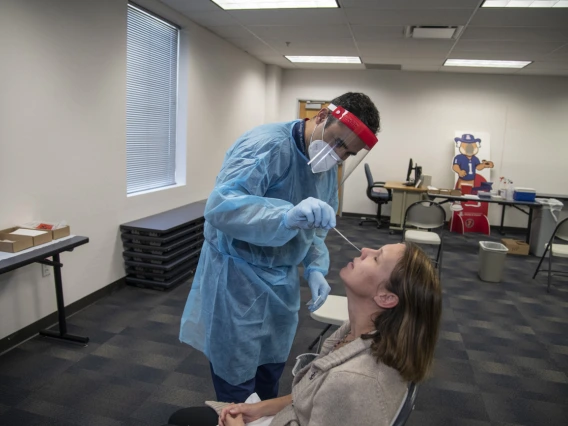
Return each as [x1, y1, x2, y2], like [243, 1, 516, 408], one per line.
[39, 254, 89, 345]
[500, 205, 506, 235]
[526, 208, 533, 244]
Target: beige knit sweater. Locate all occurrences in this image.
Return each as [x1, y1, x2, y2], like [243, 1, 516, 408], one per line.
[207, 321, 408, 426]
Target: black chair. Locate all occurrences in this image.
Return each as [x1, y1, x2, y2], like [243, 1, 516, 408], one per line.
[359, 163, 392, 228]
[532, 216, 568, 293]
[391, 382, 419, 426]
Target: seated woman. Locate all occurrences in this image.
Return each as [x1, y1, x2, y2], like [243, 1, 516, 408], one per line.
[167, 242, 441, 426]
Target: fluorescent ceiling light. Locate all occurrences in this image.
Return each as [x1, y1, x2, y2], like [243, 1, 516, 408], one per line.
[285, 56, 361, 63]
[211, 0, 339, 10]
[482, 1, 568, 7]
[444, 59, 532, 68]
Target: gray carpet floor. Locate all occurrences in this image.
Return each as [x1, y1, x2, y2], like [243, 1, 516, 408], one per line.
[1, 216, 567, 426]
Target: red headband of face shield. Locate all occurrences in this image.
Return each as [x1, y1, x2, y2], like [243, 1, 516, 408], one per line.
[328, 104, 378, 149]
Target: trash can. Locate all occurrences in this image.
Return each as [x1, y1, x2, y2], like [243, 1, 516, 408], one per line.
[530, 198, 564, 257]
[478, 241, 508, 283]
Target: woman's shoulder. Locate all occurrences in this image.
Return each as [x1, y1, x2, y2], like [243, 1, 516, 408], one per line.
[333, 349, 405, 384]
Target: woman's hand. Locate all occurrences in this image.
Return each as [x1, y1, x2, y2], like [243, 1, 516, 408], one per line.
[219, 411, 245, 426]
[220, 402, 264, 425]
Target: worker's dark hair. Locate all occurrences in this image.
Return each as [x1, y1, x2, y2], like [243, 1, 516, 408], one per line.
[329, 92, 380, 134]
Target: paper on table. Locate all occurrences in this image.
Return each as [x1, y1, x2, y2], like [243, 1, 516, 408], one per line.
[10, 229, 48, 237]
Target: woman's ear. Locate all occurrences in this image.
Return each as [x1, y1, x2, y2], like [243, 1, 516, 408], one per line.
[374, 292, 399, 309]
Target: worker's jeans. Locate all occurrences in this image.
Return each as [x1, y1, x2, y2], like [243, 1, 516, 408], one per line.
[210, 362, 286, 403]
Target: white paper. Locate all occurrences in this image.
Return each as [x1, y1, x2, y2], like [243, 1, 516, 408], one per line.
[10, 229, 47, 237]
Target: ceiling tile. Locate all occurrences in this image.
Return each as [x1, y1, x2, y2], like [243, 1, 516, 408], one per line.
[226, 37, 277, 55]
[525, 61, 568, 70]
[543, 44, 568, 60]
[402, 65, 442, 72]
[228, 9, 346, 26]
[255, 55, 297, 68]
[161, 0, 221, 12]
[181, 10, 239, 27]
[206, 25, 256, 38]
[270, 44, 359, 56]
[350, 26, 406, 40]
[470, 9, 568, 27]
[358, 39, 454, 57]
[247, 25, 352, 41]
[339, 0, 479, 9]
[440, 67, 518, 75]
[264, 38, 357, 52]
[453, 40, 565, 55]
[448, 52, 539, 61]
[461, 27, 568, 43]
[516, 68, 568, 76]
[344, 8, 473, 25]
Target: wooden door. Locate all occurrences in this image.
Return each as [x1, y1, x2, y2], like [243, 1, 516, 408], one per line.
[298, 100, 344, 215]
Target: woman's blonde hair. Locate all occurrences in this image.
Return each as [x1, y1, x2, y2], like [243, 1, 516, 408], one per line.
[362, 242, 442, 383]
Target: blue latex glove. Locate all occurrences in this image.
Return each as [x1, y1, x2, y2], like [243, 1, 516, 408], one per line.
[307, 271, 331, 312]
[284, 197, 336, 230]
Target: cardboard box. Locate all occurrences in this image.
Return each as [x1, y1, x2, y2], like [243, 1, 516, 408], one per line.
[0, 234, 34, 253]
[428, 189, 440, 195]
[450, 189, 462, 196]
[501, 238, 529, 256]
[51, 226, 71, 240]
[439, 189, 451, 195]
[24, 225, 71, 240]
[0, 227, 52, 247]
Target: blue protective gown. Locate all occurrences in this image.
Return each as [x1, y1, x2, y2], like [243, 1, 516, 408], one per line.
[179, 120, 338, 385]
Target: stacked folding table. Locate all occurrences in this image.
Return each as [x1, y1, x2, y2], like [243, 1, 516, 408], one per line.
[120, 200, 206, 290]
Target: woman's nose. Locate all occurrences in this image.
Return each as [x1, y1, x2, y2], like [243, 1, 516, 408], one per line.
[360, 247, 370, 260]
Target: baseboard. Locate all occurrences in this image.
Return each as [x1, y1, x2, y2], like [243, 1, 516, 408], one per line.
[0, 277, 126, 355]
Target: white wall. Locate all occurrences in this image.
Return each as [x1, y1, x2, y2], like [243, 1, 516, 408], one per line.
[265, 65, 283, 123]
[0, 0, 266, 340]
[279, 70, 568, 227]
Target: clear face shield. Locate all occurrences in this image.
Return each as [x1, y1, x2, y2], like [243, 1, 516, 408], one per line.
[307, 104, 378, 185]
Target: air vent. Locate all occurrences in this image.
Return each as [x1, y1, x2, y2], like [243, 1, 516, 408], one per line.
[404, 26, 464, 40]
[364, 64, 402, 71]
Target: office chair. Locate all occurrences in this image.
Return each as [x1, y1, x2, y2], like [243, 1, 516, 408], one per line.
[360, 163, 392, 228]
[532, 217, 568, 292]
[402, 201, 446, 279]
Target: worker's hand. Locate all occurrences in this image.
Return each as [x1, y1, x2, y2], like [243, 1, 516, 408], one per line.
[220, 402, 264, 425]
[307, 271, 331, 312]
[284, 197, 336, 230]
[458, 170, 467, 177]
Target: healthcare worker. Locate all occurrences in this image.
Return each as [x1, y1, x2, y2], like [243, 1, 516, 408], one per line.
[179, 92, 381, 403]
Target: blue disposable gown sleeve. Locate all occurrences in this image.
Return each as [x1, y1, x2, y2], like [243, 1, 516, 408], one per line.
[204, 134, 299, 247]
[302, 185, 338, 279]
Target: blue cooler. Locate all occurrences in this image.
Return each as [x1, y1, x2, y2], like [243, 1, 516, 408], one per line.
[513, 187, 536, 202]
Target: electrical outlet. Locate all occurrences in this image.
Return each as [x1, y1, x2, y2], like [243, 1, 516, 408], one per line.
[42, 264, 51, 277]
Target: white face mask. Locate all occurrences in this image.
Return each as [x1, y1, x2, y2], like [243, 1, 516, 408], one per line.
[308, 119, 340, 174]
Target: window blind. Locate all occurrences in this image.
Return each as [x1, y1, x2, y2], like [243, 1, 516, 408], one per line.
[127, 3, 179, 194]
